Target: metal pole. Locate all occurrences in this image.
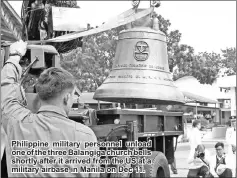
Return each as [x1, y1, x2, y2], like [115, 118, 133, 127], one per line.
[235, 87, 236, 117]
[196, 101, 198, 119]
[214, 103, 216, 123]
[97, 101, 100, 110]
[0, 47, 3, 124]
[220, 109, 222, 125]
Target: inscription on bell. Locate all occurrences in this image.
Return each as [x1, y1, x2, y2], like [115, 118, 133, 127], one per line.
[118, 75, 133, 78]
[114, 63, 165, 71]
[134, 41, 149, 61]
[107, 74, 173, 82]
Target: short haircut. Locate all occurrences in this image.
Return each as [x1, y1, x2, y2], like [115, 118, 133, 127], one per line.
[196, 144, 205, 152]
[36, 67, 75, 101]
[215, 142, 224, 149]
[192, 120, 201, 128]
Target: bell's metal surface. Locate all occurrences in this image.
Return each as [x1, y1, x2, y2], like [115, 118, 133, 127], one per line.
[93, 18, 185, 105]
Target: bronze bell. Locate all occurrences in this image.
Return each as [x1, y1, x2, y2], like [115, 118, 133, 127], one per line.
[93, 15, 185, 105]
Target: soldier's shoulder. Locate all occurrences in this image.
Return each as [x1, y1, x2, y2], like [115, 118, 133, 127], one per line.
[74, 122, 95, 136]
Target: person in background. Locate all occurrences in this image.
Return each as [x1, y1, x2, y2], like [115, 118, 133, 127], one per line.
[210, 142, 234, 178]
[170, 157, 178, 175]
[229, 120, 236, 177]
[230, 119, 236, 153]
[187, 144, 213, 178]
[229, 144, 236, 177]
[189, 120, 202, 154]
[225, 120, 235, 154]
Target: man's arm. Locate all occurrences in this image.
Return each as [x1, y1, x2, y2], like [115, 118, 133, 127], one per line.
[1, 56, 31, 130]
[209, 156, 218, 177]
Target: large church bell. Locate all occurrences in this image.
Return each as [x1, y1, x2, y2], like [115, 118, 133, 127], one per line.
[93, 2, 185, 105]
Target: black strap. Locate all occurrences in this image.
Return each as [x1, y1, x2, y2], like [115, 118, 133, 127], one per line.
[215, 155, 226, 172]
[4, 62, 20, 76]
[200, 158, 210, 169]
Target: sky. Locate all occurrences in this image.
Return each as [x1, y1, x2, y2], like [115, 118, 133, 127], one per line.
[9, 1, 236, 54]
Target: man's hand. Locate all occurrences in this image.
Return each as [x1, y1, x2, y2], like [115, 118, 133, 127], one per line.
[194, 151, 199, 159]
[9, 40, 27, 62]
[232, 144, 236, 153]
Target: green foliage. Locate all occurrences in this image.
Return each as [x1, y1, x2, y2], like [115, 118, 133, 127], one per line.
[61, 25, 125, 92]
[191, 52, 222, 84]
[172, 47, 236, 84]
[173, 51, 222, 84]
[220, 47, 236, 76]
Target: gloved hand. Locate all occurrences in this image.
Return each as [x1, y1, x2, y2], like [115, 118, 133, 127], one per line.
[9, 40, 27, 63]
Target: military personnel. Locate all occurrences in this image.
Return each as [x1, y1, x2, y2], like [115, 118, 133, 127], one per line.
[1, 41, 99, 177]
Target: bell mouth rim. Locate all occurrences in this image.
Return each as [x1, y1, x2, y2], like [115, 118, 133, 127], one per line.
[93, 93, 185, 105]
[93, 82, 185, 105]
[93, 96, 186, 105]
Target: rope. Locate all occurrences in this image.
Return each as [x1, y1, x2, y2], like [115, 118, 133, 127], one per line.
[28, 7, 154, 44]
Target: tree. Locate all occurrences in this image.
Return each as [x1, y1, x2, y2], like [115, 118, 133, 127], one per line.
[190, 52, 222, 84]
[220, 47, 236, 76]
[61, 25, 125, 92]
[171, 49, 223, 84]
[157, 15, 183, 72]
[172, 48, 235, 84]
